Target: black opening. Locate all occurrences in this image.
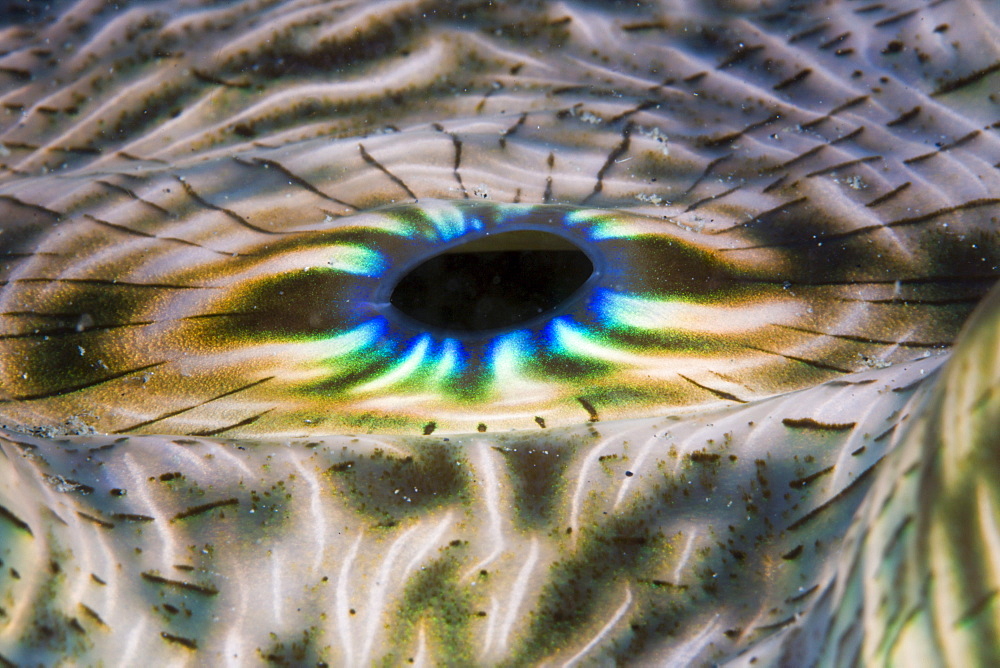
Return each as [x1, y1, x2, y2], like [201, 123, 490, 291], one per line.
[390, 231, 594, 332]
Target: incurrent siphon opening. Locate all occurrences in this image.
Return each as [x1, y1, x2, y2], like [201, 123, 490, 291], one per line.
[389, 230, 594, 332]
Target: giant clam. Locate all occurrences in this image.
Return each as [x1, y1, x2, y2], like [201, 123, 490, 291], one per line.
[0, 0, 998, 664]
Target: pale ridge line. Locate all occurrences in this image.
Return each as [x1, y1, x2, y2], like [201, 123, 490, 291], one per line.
[662, 614, 721, 665]
[0, 448, 47, 640]
[223, 569, 249, 668]
[673, 529, 699, 584]
[290, 453, 326, 574]
[976, 484, 1000, 595]
[118, 617, 147, 668]
[360, 524, 420, 666]
[465, 440, 505, 578]
[413, 625, 430, 668]
[563, 587, 633, 667]
[123, 449, 177, 571]
[212, 443, 255, 478]
[402, 512, 455, 578]
[480, 595, 501, 661]
[497, 536, 540, 653]
[271, 548, 283, 626]
[569, 423, 652, 541]
[336, 531, 364, 667]
[612, 432, 661, 510]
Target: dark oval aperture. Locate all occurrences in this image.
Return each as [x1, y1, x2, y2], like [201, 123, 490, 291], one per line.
[390, 230, 594, 332]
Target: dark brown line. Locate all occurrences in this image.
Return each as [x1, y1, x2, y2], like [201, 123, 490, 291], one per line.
[0, 503, 32, 536]
[777, 324, 949, 348]
[191, 68, 251, 89]
[358, 144, 417, 200]
[433, 126, 469, 199]
[932, 61, 1000, 96]
[829, 126, 865, 145]
[116, 150, 168, 164]
[187, 410, 272, 437]
[111, 513, 155, 522]
[730, 198, 1000, 248]
[773, 144, 825, 171]
[806, 155, 881, 177]
[95, 180, 171, 216]
[683, 153, 732, 195]
[51, 145, 101, 156]
[819, 32, 851, 49]
[698, 113, 780, 148]
[499, 113, 527, 149]
[608, 99, 660, 124]
[576, 397, 600, 422]
[828, 95, 870, 116]
[160, 632, 198, 650]
[883, 515, 913, 558]
[762, 174, 789, 193]
[886, 106, 921, 127]
[955, 589, 998, 627]
[903, 130, 981, 164]
[782, 544, 804, 560]
[0, 194, 63, 220]
[886, 197, 1000, 229]
[77, 512, 115, 529]
[83, 214, 229, 256]
[5, 362, 166, 402]
[789, 465, 836, 489]
[78, 603, 108, 629]
[584, 124, 632, 203]
[684, 185, 742, 212]
[716, 44, 765, 69]
[789, 24, 828, 43]
[865, 181, 911, 208]
[773, 68, 812, 91]
[474, 80, 503, 113]
[755, 615, 797, 632]
[786, 584, 819, 603]
[892, 376, 928, 394]
[710, 196, 809, 234]
[0, 67, 31, 81]
[115, 377, 274, 433]
[745, 346, 852, 373]
[0, 321, 156, 341]
[787, 456, 884, 531]
[4, 277, 209, 289]
[874, 8, 918, 28]
[621, 21, 667, 32]
[874, 425, 897, 442]
[244, 158, 358, 210]
[178, 178, 283, 235]
[782, 418, 856, 432]
[854, 2, 885, 13]
[172, 498, 239, 521]
[677, 374, 746, 403]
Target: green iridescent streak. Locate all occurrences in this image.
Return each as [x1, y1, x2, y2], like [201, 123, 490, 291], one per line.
[381, 206, 447, 241]
[600, 235, 767, 299]
[7, 283, 157, 398]
[571, 324, 745, 356]
[201, 269, 353, 341]
[382, 546, 480, 667]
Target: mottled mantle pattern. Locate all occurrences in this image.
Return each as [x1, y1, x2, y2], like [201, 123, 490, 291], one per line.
[0, 0, 998, 665]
